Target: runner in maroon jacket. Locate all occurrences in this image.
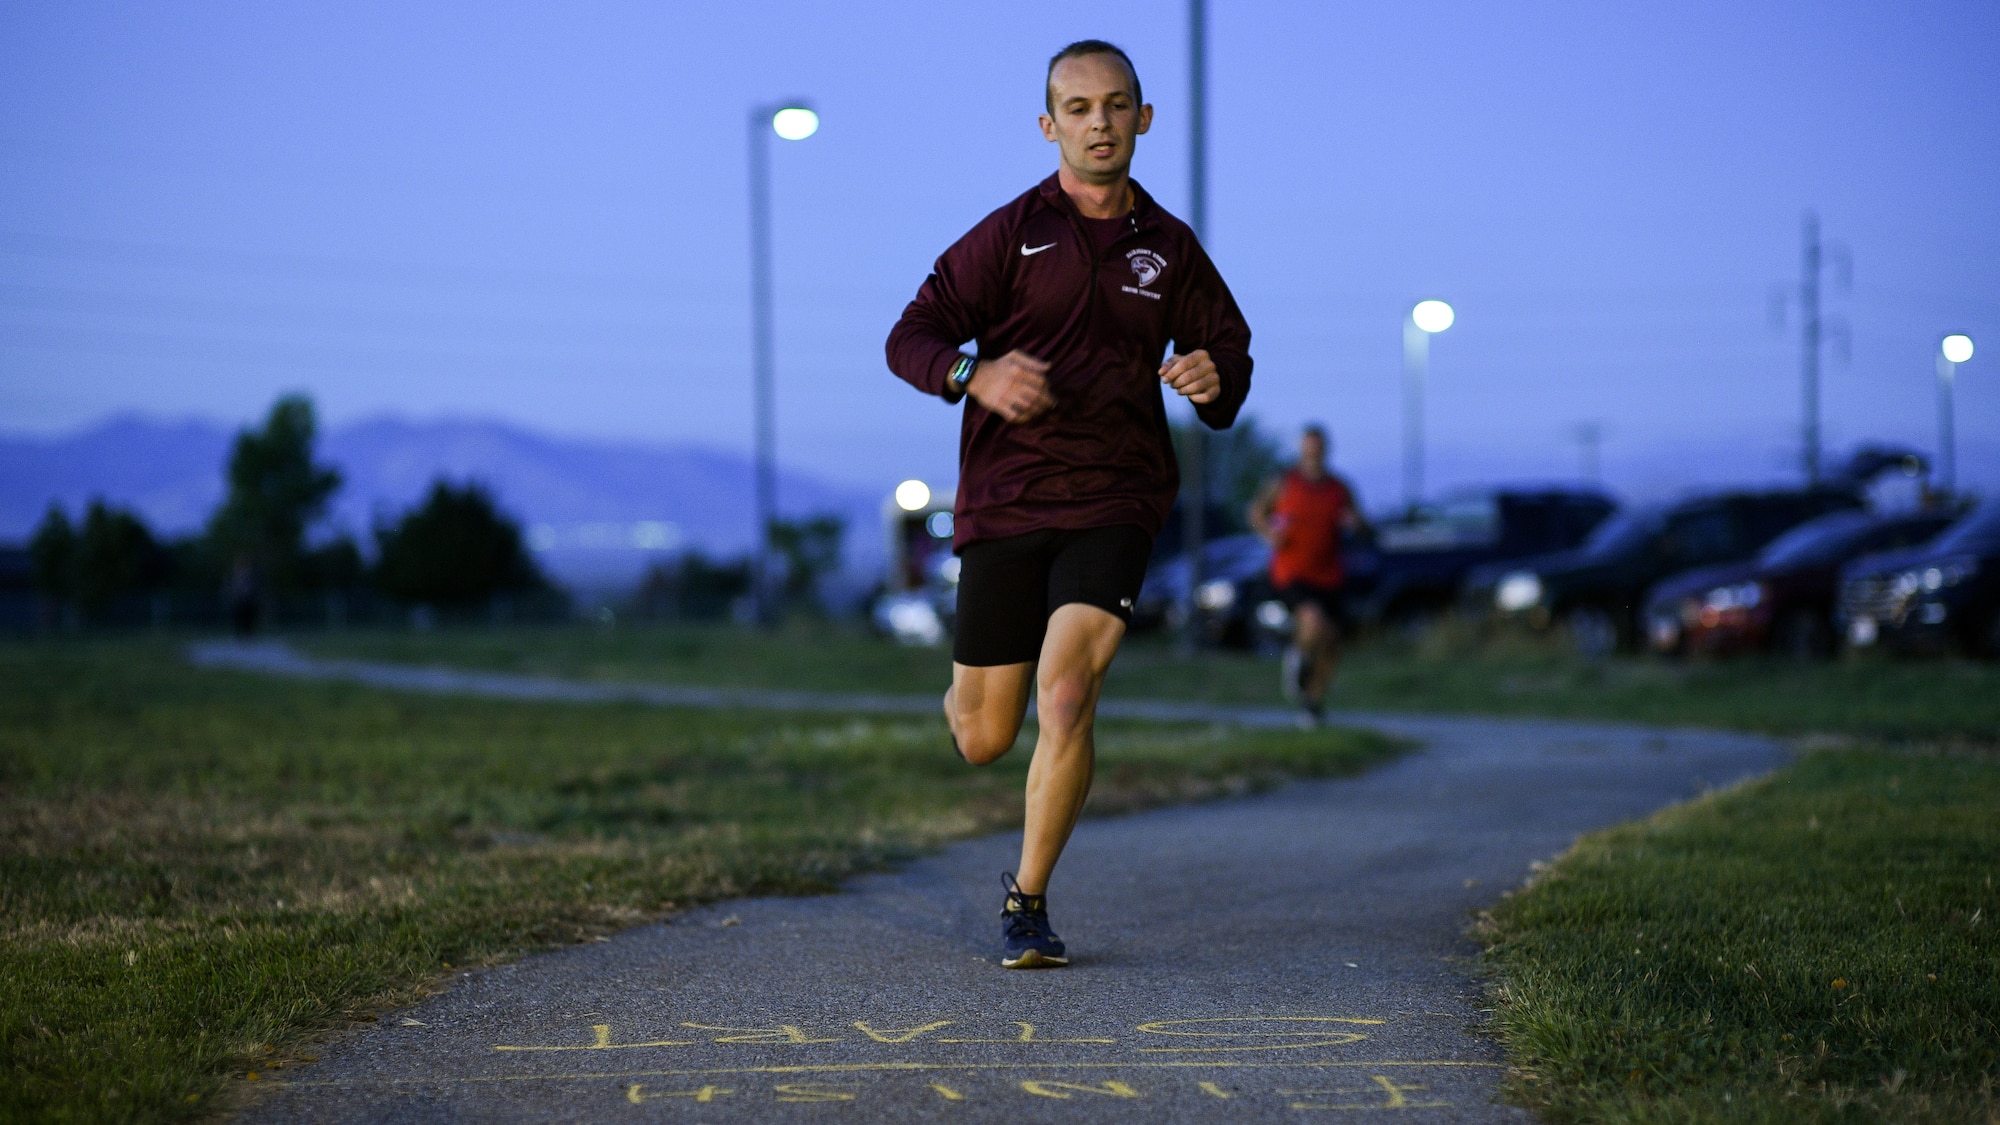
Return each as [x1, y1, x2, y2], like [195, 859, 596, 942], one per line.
[885, 40, 1253, 968]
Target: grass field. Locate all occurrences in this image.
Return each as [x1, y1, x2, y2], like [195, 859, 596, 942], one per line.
[304, 617, 2000, 740]
[1479, 746, 2000, 1123]
[0, 636, 1395, 1124]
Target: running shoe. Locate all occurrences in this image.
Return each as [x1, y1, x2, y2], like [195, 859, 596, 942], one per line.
[1296, 701, 1324, 730]
[1280, 646, 1305, 705]
[999, 872, 1067, 969]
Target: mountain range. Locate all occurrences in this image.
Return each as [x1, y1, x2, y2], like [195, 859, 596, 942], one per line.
[0, 415, 885, 589]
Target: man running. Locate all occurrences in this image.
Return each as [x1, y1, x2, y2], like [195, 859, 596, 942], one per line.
[885, 39, 1253, 968]
[1248, 424, 1365, 726]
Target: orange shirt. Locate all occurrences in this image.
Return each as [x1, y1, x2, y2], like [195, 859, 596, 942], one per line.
[1269, 470, 1352, 588]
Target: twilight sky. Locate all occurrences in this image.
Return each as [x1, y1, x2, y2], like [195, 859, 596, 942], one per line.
[3, 0, 1997, 512]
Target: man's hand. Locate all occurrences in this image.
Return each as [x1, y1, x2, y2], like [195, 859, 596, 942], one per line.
[1160, 350, 1220, 404]
[967, 350, 1056, 423]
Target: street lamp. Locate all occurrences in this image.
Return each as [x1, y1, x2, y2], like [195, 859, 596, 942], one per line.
[1403, 300, 1454, 511]
[1938, 334, 1974, 498]
[1180, 0, 1211, 655]
[747, 100, 817, 625]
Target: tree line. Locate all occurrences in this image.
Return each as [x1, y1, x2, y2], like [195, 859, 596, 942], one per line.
[29, 396, 553, 631]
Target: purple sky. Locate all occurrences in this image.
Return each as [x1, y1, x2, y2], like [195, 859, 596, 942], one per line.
[4, 1, 1997, 512]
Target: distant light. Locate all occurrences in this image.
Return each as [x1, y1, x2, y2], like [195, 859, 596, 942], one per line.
[1942, 334, 1974, 364]
[1411, 300, 1455, 334]
[1495, 571, 1543, 612]
[772, 107, 819, 141]
[895, 479, 931, 511]
[925, 510, 955, 539]
[1194, 578, 1238, 612]
[1255, 599, 1291, 630]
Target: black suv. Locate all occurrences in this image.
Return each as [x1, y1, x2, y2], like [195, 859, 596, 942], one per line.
[1464, 488, 1862, 653]
[1642, 509, 1956, 658]
[1838, 498, 2000, 657]
[1345, 487, 1615, 623]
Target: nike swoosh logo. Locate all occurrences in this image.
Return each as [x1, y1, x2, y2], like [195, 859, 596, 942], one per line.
[1021, 242, 1057, 256]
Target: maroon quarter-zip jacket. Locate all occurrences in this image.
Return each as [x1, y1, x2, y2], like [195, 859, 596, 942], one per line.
[885, 173, 1253, 550]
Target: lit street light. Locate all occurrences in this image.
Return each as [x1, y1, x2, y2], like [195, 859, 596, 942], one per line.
[1938, 333, 1974, 498]
[747, 100, 817, 625]
[894, 479, 932, 512]
[1403, 299, 1454, 511]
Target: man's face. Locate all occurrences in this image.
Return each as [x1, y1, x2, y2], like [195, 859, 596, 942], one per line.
[1300, 432, 1327, 467]
[1039, 53, 1151, 185]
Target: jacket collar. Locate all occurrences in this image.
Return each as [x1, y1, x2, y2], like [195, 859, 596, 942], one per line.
[1036, 171, 1160, 231]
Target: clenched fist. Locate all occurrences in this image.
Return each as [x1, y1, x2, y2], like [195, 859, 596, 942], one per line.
[968, 350, 1057, 423]
[1160, 350, 1220, 404]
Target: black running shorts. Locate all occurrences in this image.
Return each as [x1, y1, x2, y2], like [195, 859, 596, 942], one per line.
[953, 524, 1154, 667]
[1276, 580, 1347, 626]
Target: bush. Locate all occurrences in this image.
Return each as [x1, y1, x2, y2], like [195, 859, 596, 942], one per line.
[29, 500, 169, 624]
[372, 482, 546, 608]
[633, 552, 751, 621]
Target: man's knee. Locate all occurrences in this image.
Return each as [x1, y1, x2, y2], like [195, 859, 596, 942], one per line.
[950, 701, 1022, 765]
[1035, 673, 1099, 737]
[955, 722, 1016, 765]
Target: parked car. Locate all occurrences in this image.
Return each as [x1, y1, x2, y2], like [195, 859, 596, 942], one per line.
[1345, 487, 1615, 624]
[1642, 508, 1957, 658]
[1132, 533, 1275, 647]
[1838, 498, 2000, 658]
[1137, 487, 1615, 648]
[1463, 488, 1863, 653]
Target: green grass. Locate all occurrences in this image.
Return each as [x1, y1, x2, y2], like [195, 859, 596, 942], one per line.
[1478, 746, 2000, 1123]
[304, 617, 2000, 740]
[0, 636, 1395, 1124]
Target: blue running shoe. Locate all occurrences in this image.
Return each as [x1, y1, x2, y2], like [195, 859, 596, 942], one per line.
[999, 872, 1068, 969]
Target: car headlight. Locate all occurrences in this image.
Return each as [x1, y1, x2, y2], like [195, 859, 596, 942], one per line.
[874, 595, 943, 647]
[1936, 556, 1979, 588]
[1194, 578, 1237, 612]
[1495, 571, 1543, 612]
[1647, 614, 1681, 650]
[1702, 581, 1765, 612]
[1255, 599, 1291, 630]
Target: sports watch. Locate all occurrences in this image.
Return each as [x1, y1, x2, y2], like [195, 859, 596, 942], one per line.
[944, 353, 978, 401]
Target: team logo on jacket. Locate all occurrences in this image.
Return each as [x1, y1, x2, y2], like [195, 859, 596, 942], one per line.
[1126, 249, 1166, 287]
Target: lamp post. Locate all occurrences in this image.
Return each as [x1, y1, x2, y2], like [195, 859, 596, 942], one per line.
[1938, 333, 1974, 499]
[1403, 299, 1454, 512]
[747, 101, 818, 625]
[1179, 0, 1210, 654]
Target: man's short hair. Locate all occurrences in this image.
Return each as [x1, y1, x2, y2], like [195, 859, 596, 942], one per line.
[1302, 423, 1329, 442]
[1045, 40, 1142, 113]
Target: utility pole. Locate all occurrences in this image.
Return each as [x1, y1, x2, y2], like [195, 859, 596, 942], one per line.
[1799, 210, 1822, 485]
[1180, 0, 1209, 652]
[1573, 421, 1602, 485]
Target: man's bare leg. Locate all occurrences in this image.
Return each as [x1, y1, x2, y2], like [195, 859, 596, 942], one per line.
[1293, 602, 1341, 709]
[944, 661, 1034, 766]
[1016, 604, 1125, 893]
[942, 603, 1126, 895]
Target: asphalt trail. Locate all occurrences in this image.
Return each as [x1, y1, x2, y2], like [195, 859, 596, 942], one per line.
[199, 643, 1786, 1123]
[189, 639, 1329, 729]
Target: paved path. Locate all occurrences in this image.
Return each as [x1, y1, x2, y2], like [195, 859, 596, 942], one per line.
[209, 642, 1788, 1123]
[189, 640, 1324, 729]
